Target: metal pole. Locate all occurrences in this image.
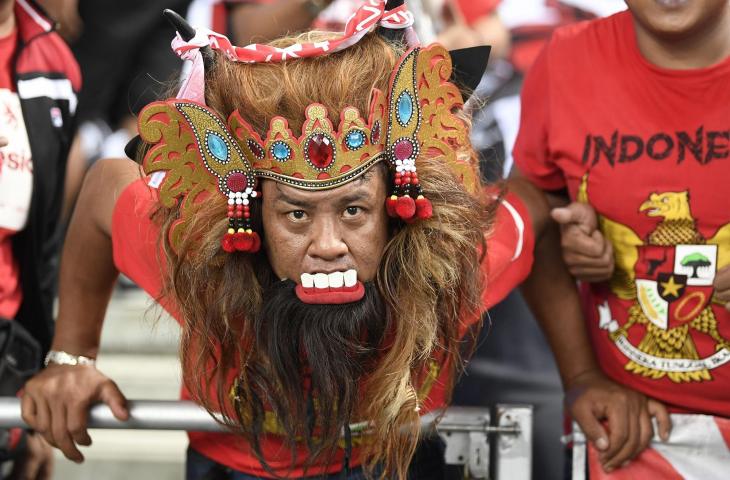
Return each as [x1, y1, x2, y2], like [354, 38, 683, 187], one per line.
[0, 399, 531, 479]
[0, 398, 524, 435]
[0, 398, 226, 432]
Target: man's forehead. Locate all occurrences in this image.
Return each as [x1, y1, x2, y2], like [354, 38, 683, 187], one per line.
[266, 166, 386, 204]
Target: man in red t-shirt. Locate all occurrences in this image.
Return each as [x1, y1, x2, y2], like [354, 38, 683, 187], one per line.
[515, 0, 730, 476]
[0, 0, 81, 478]
[16, 3, 586, 478]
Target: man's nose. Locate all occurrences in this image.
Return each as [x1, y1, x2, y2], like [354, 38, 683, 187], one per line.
[308, 217, 348, 260]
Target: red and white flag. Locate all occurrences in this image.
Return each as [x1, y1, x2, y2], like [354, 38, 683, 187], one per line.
[584, 414, 730, 480]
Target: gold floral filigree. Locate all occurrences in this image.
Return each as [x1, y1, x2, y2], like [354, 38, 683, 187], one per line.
[137, 100, 256, 253]
[385, 44, 478, 194]
[416, 45, 477, 194]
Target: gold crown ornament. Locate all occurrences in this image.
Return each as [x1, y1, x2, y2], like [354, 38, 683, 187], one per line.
[136, 43, 486, 254]
[230, 91, 388, 190]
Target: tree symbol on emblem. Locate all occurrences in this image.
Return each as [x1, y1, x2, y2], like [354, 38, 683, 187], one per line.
[681, 252, 711, 279]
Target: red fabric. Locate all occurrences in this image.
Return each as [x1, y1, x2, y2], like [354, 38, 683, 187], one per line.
[111, 177, 534, 476]
[211, 2, 227, 33]
[14, 1, 81, 92]
[0, 28, 16, 90]
[0, 27, 20, 319]
[481, 191, 534, 311]
[173, 1, 411, 65]
[514, 11, 730, 416]
[587, 442, 684, 480]
[586, 415, 730, 478]
[451, 0, 500, 26]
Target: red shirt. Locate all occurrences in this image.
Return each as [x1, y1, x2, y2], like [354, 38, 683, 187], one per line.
[111, 176, 534, 476]
[0, 27, 32, 319]
[451, 0, 500, 26]
[515, 11, 730, 417]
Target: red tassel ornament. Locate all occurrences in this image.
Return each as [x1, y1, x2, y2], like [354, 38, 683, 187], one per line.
[415, 195, 433, 219]
[233, 231, 253, 251]
[388, 155, 432, 222]
[395, 195, 416, 219]
[250, 231, 261, 253]
[221, 187, 260, 254]
[386, 195, 398, 217]
[221, 231, 236, 253]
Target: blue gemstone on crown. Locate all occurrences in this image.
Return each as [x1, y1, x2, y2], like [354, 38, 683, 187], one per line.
[207, 132, 228, 161]
[397, 91, 413, 126]
[272, 141, 291, 161]
[345, 130, 365, 149]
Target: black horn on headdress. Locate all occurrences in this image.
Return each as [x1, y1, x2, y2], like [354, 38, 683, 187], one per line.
[163, 9, 215, 70]
[448, 45, 491, 103]
[376, 0, 407, 45]
[126, 9, 213, 160]
[163, 9, 195, 40]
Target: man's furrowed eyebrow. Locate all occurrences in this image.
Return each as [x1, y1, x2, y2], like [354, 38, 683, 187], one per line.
[273, 192, 313, 208]
[336, 191, 372, 206]
[273, 184, 314, 208]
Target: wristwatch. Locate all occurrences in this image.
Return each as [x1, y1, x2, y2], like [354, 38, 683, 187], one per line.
[44, 350, 96, 367]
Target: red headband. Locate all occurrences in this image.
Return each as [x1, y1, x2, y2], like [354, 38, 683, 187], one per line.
[172, 0, 417, 104]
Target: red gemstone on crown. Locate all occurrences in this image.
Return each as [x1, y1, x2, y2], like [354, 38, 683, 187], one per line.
[247, 140, 264, 159]
[371, 121, 381, 144]
[226, 172, 248, 192]
[394, 139, 414, 160]
[307, 133, 334, 169]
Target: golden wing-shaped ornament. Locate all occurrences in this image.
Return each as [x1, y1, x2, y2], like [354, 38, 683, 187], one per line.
[709, 222, 730, 305]
[600, 215, 643, 300]
[415, 44, 477, 194]
[386, 44, 477, 194]
[137, 100, 256, 253]
[709, 222, 730, 271]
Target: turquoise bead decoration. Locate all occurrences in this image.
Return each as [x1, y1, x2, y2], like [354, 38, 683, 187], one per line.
[397, 91, 413, 126]
[345, 130, 365, 149]
[272, 142, 291, 161]
[207, 132, 228, 161]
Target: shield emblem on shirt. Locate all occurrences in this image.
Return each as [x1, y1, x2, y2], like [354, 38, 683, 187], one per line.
[635, 245, 717, 330]
[656, 272, 687, 302]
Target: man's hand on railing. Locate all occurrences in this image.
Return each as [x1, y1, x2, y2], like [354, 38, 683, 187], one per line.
[20, 364, 129, 463]
[564, 369, 671, 473]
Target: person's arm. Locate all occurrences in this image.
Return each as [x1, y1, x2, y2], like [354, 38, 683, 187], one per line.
[62, 134, 86, 224]
[513, 172, 670, 473]
[510, 41, 671, 472]
[21, 158, 142, 463]
[229, 0, 335, 45]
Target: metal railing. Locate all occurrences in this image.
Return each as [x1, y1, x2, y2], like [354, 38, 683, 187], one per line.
[0, 399, 532, 479]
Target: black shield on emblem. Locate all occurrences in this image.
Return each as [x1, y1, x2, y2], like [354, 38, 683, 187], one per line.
[657, 273, 687, 303]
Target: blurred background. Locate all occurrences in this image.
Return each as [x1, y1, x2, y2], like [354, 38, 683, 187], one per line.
[34, 0, 628, 478]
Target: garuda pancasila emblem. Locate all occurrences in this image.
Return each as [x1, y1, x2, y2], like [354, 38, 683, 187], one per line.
[579, 176, 730, 383]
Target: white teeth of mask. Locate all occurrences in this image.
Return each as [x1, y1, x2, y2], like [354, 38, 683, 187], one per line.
[302, 270, 358, 289]
[328, 271, 344, 288]
[300, 273, 314, 288]
[344, 269, 357, 287]
[314, 273, 329, 289]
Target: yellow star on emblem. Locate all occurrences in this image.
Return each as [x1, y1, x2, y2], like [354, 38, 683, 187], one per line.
[660, 275, 683, 298]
